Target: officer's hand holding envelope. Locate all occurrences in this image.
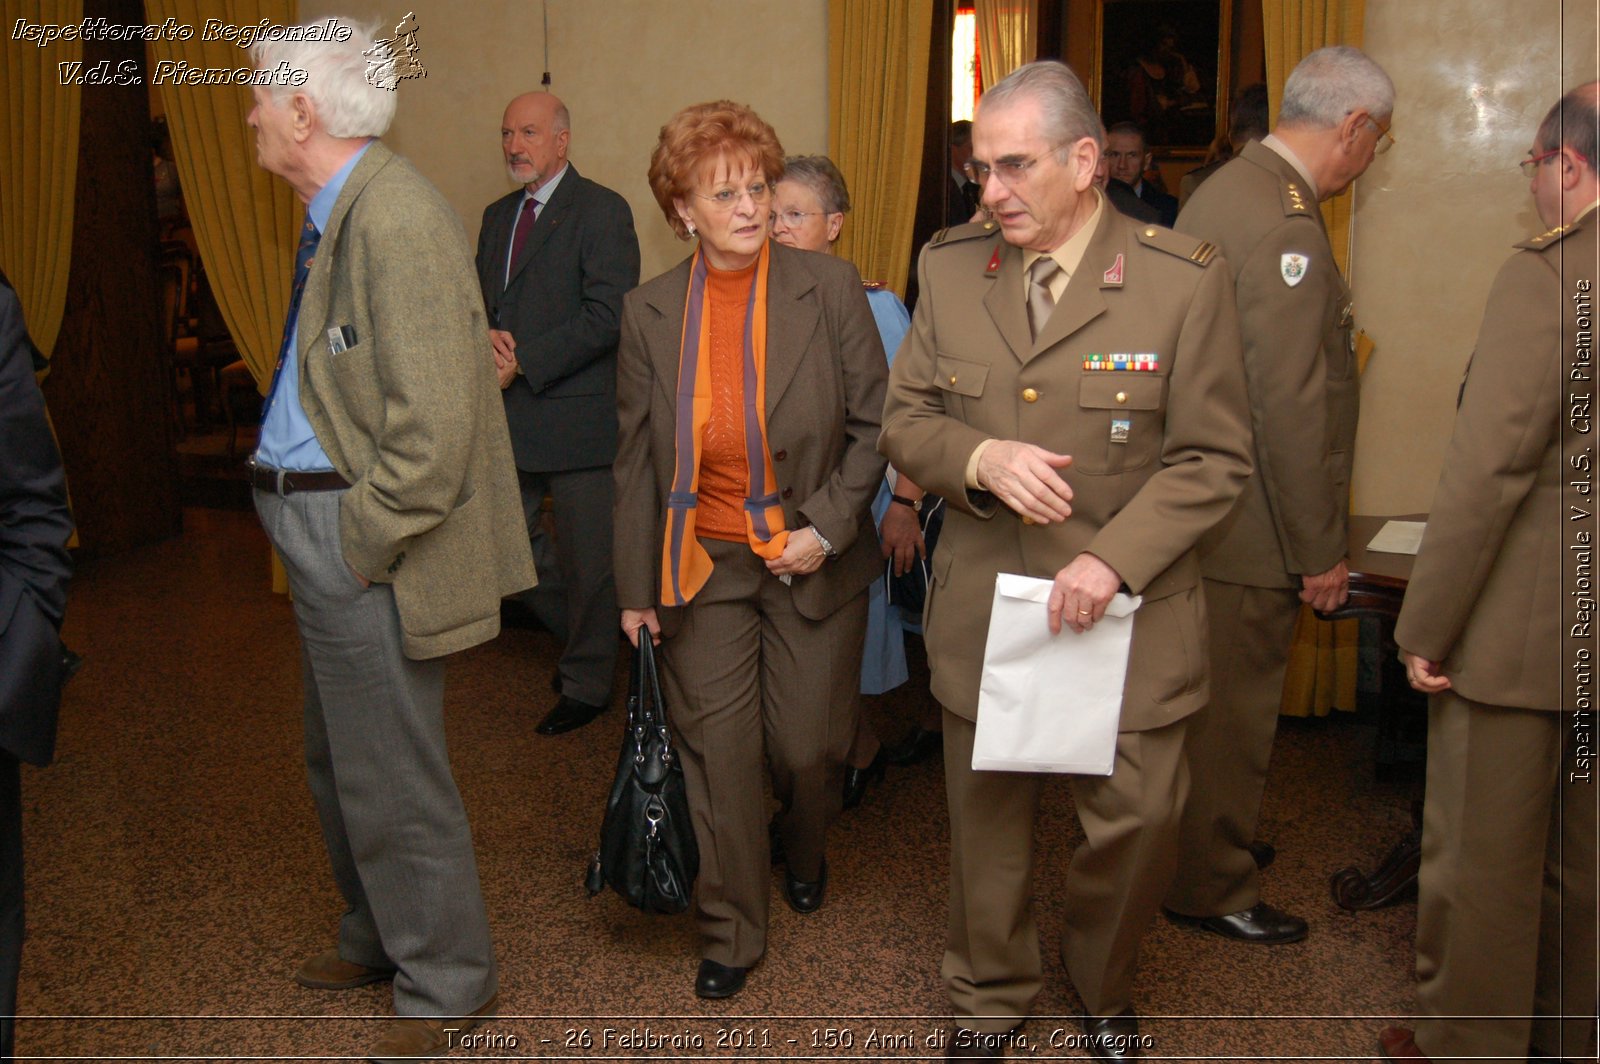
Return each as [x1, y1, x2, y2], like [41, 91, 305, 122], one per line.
[973, 574, 1142, 776]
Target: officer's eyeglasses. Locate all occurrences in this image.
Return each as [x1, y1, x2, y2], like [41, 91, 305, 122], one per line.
[1520, 147, 1587, 177]
[963, 146, 1064, 188]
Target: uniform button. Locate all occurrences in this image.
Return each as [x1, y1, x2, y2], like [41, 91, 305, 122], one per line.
[1022, 388, 1039, 402]
[782, 487, 793, 499]
[773, 449, 787, 461]
[1116, 391, 1128, 404]
[949, 374, 958, 385]
[1022, 515, 1035, 525]
[1144, 227, 1157, 237]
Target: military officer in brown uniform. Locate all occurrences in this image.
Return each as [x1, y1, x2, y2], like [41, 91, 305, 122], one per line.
[1163, 46, 1394, 944]
[1376, 82, 1599, 1064]
[880, 61, 1252, 1060]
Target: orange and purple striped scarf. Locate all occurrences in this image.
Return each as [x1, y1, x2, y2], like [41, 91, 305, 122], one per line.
[660, 242, 790, 606]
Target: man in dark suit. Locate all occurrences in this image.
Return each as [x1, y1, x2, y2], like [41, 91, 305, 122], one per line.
[477, 92, 640, 736]
[247, 24, 533, 1061]
[1165, 46, 1392, 947]
[881, 61, 1251, 1060]
[1377, 82, 1598, 1064]
[0, 273, 73, 1062]
[947, 120, 983, 227]
[1104, 122, 1177, 226]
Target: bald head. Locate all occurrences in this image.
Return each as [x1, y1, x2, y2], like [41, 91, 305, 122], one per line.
[501, 91, 571, 190]
[1531, 80, 1600, 229]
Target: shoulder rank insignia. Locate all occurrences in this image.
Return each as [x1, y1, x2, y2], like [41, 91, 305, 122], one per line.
[1283, 180, 1311, 214]
[1135, 224, 1217, 267]
[928, 219, 998, 249]
[1519, 222, 1574, 250]
[862, 280, 886, 290]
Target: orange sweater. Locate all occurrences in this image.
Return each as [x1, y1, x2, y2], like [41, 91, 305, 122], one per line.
[695, 260, 759, 542]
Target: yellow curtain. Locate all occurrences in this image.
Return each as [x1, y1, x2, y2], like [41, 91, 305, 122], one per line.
[0, 0, 84, 362]
[1263, 0, 1367, 717]
[974, 0, 1038, 91]
[828, 0, 933, 298]
[147, 0, 297, 593]
[146, 0, 299, 394]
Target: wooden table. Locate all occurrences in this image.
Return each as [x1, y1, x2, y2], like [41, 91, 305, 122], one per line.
[1317, 514, 1428, 911]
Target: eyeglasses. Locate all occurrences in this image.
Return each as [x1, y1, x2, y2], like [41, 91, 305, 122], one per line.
[694, 182, 772, 210]
[1519, 147, 1589, 177]
[770, 208, 831, 229]
[1365, 116, 1396, 155]
[963, 146, 1063, 188]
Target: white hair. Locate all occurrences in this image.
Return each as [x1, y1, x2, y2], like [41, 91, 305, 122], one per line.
[981, 60, 1105, 151]
[252, 18, 395, 139]
[1277, 46, 1395, 128]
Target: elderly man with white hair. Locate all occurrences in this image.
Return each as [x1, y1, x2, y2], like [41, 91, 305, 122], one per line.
[1164, 45, 1395, 947]
[244, 19, 533, 1061]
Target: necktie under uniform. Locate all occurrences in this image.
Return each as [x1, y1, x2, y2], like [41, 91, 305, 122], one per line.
[1026, 256, 1060, 342]
[262, 215, 321, 420]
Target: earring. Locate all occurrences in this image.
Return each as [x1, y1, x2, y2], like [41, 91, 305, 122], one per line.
[686, 221, 696, 236]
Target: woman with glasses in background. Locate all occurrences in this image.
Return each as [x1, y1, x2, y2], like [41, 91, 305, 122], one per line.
[770, 156, 936, 811]
[613, 103, 888, 1000]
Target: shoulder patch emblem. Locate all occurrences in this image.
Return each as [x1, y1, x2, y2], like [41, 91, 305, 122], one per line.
[1280, 252, 1309, 287]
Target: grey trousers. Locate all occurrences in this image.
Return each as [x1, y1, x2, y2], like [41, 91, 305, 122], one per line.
[255, 487, 495, 1017]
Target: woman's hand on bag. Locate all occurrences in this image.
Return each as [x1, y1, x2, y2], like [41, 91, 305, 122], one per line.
[878, 503, 925, 577]
[622, 607, 661, 647]
[767, 526, 827, 577]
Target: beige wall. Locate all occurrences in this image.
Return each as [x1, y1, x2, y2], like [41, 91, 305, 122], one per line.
[299, 0, 829, 279]
[1351, 0, 1599, 515]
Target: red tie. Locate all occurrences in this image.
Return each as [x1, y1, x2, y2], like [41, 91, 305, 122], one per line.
[507, 196, 538, 283]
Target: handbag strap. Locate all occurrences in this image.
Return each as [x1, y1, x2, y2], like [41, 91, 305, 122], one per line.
[631, 637, 679, 763]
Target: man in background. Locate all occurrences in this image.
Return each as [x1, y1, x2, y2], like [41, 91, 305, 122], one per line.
[947, 119, 982, 226]
[1104, 122, 1178, 226]
[1378, 81, 1598, 1064]
[477, 91, 639, 737]
[246, 22, 533, 1060]
[1166, 45, 1394, 946]
[1180, 83, 1269, 206]
[0, 272, 73, 1063]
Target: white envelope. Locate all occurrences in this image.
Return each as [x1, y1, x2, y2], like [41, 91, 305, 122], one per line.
[972, 574, 1142, 775]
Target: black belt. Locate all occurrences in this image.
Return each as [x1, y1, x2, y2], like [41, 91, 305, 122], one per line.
[248, 460, 350, 495]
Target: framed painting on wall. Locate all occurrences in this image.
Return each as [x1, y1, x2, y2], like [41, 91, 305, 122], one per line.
[1094, 0, 1230, 150]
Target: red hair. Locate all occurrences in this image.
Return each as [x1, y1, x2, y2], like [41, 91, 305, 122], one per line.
[648, 100, 785, 240]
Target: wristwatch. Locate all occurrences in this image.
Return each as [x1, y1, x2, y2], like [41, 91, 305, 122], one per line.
[890, 493, 923, 513]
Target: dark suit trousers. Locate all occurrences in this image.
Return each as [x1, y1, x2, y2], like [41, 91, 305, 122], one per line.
[1413, 693, 1597, 1063]
[658, 538, 865, 968]
[255, 487, 496, 1017]
[517, 467, 618, 707]
[942, 710, 1188, 1024]
[1, 751, 20, 1060]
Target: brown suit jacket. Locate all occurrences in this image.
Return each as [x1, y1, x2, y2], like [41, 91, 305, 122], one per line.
[880, 204, 1253, 731]
[612, 241, 888, 632]
[1177, 140, 1359, 588]
[295, 141, 535, 659]
[1394, 214, 1596, 711]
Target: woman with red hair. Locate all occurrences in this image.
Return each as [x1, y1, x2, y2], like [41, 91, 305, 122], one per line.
[612, 101, 887, 999]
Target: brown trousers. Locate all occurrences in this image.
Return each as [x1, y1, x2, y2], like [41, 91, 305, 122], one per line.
[657, 537, 865, 968]
[942, 710, 1188, 1025]
[1166, 578, 1301, 916]
[1413, 692, 1597, 1064]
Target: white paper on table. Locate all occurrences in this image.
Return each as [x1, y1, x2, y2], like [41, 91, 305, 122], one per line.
[1366, 520, 1426, 555]
[972, 574, 1142, 775]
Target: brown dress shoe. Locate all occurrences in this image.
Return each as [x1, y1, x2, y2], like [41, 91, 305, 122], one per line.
[294, 949, 397, 990]
[1377, 1026, 1432, 1061]
[368, 993, 498, 1062]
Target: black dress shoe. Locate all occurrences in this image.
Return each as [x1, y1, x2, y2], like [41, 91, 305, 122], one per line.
[694, 959, 748, 999]
[945, 1026, 1006, 1059]
[784, 860, 827, 914]
[1248, 840, 1276, 870]
[1082, 1010, 1142, 1060]
[1165, 901, 1308, 944]
[884, 726, 942, 766]
[535, 695, 607, 736]
[842, 748, 887, 809]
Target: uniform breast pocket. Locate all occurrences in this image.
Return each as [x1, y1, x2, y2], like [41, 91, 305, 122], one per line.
[1071, 375, 1165, 475]
[934, 352, 989, 424]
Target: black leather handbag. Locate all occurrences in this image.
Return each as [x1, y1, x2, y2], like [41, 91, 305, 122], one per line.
[886, 493, 944, 616]
[585, 636, 698, 914]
